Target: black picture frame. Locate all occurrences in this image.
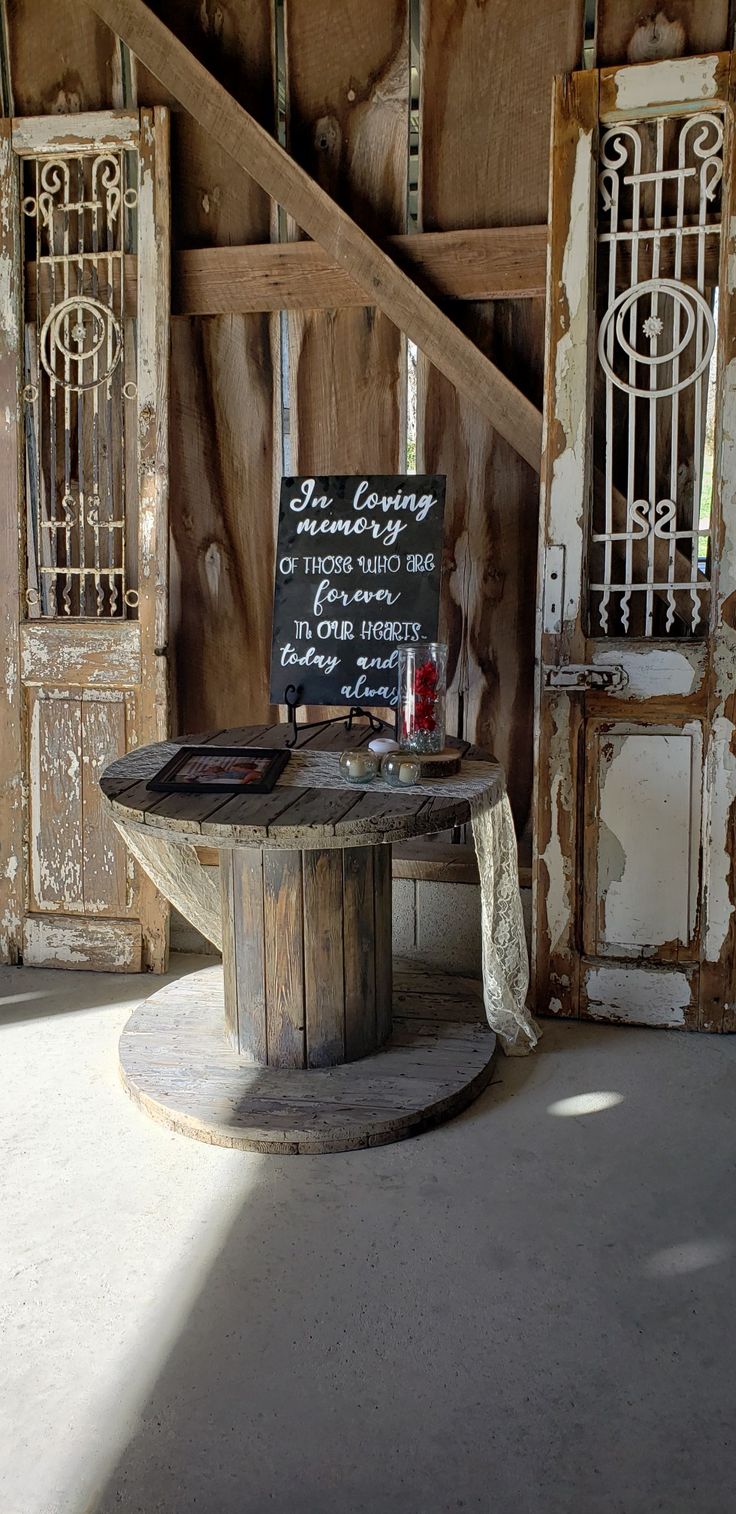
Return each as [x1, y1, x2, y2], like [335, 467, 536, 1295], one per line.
[146, 746, 290, 795]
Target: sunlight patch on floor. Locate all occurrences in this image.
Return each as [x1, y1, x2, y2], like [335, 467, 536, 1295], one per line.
[547, 1091, 625, 1116]
[0, 962, 263, 1514]
[644, 1238, 732, 1277]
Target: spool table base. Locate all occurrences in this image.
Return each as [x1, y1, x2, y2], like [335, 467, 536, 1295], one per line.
[118, 960, 497, 1154]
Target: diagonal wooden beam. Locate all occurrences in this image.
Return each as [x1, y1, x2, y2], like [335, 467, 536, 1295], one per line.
[78, 0, 710, 611]
[84, 0, 542, 471]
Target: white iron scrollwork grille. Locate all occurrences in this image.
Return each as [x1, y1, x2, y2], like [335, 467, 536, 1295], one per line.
[590, 113, 722, 638]
[21, 149, 139, 618]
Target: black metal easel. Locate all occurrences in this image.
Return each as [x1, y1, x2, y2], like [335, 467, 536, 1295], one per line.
[284, 684, 387, 749]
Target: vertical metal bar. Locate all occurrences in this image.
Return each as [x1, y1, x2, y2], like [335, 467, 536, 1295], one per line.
[60, 160, 72, 615]
[691, 128, 711, 629]
[601, 150, 617, 634]
[624, 132, 642, 635]
[108, 157, 118, 614]
[76, 155, 86, 616]
[644, 117, 665, 638]
[119, 148, 127, 613]
[667, 120, 687, 632]
[91, 153, 102, 613]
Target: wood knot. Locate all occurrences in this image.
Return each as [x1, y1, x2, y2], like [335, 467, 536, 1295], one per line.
[313, 115, 341, 159]
[627, 11, 686, 62]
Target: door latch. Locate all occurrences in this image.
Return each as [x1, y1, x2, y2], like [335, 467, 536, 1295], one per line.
[543, 663, 629, 692]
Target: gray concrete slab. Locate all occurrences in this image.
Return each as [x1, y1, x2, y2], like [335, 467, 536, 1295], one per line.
[2, 955, 735, 1514]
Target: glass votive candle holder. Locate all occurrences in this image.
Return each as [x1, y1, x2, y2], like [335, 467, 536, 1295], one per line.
[381, 752, 421, 787]
[339, 749, 379, 784]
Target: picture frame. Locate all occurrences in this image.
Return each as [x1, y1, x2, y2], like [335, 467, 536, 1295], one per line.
[146, 746, 290, 795]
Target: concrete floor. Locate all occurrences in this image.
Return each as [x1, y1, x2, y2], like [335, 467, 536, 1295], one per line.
[2, 956, 735, 1514]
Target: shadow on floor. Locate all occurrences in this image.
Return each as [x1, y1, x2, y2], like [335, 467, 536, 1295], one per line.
[87, 1017, 736, 1514]
[0, 955, 206, 1028]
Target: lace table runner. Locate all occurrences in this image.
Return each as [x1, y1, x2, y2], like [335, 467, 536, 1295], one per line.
[276, 752, 540, 1055]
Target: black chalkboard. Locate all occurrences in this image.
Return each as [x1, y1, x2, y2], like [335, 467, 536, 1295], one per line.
[269, 474, 446, 709]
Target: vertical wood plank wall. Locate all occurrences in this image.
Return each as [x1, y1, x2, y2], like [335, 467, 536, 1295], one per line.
[137, 1, 278, 734]
[283, 0, 408, 477]
[283, 0, 408, 721]
[5, 0, 725, 851]
[417, 0, 584, 838]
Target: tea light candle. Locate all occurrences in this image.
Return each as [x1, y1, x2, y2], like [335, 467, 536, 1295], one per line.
[380, 753, 420, 787]
[368, 736, 399, 755]
[339, 750, 379, 784]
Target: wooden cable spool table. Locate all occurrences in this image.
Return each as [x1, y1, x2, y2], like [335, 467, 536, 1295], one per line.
[100, 722, 501, 1153]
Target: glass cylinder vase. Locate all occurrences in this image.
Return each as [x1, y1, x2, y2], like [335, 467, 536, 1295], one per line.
[397, 641, 447, 755]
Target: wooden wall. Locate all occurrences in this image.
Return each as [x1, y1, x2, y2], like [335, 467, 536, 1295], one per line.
[4, 0, 729, 843]
[417, 0, 584, 833]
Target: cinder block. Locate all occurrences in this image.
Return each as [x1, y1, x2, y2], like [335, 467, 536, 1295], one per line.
[415, 881, 481, 972]
[169, 908, 219, 957]
[391, 878, 416, 952]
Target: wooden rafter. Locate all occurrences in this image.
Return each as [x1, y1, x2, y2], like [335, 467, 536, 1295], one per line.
[83, 0, 542, 470]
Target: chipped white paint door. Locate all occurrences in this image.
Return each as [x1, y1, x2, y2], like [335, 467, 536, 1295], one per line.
[0, 110, 170, 971]
[533, 55, 736, 1030]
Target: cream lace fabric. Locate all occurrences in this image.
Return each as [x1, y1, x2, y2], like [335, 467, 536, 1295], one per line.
[469, 787, 540, 1056]
[275, 752, 540, 1055]
[109, 741, 539, 1055]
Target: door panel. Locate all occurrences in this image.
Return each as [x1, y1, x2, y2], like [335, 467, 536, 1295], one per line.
[28, 690, 84, 914]
[27, 685, 137, 920]
[22, 915, 142, 972]
[580, 962, 698, 1026]
[582, 721, 702, 960]
[0, 109, 170, 972]
[534, 53, 736, 1028]
[81, 693, 135, 917]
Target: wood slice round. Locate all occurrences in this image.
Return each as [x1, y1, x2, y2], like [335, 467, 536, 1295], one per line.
[414, 747, 462, 778]
[118, 961, 497, 1154]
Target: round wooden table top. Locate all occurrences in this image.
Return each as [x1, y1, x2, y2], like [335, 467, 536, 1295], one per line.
[100, 721, 503, 850]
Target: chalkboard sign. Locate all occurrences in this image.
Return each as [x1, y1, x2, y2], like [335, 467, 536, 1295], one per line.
[269, 475, 446, 709]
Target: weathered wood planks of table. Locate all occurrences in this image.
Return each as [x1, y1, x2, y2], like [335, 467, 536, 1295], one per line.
[100, 721, 501, 1152]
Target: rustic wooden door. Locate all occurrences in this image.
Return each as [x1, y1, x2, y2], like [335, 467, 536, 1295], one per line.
[534, 55, 736, 1030]
[0, 109, 170, 971]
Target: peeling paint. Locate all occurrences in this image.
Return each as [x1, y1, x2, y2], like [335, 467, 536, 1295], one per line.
[540, 700, 574, 951]
[610, 57, 720, 113]
[22, 915, 141, 971]
[704, 713, 736, 960]
[584, 965, 691, 1026]
[548, 129, 593, 625]
[595, 726, 700, 952]
[592, 645, 703, 699]
[718, 357, 736, 598]
[12, 113, 138, 155]
[20, 623, 141, 686]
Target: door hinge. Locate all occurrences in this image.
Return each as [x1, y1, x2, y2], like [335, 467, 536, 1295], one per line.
[543, 663, 629, 692]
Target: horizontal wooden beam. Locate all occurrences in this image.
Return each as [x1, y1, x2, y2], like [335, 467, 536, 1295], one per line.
[25, 226, 721, 320]
[25, 228, 547, 321]
[174, 226, 548, 312]
[175, 228, 717, 315]
[84, 0, 542, 470]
